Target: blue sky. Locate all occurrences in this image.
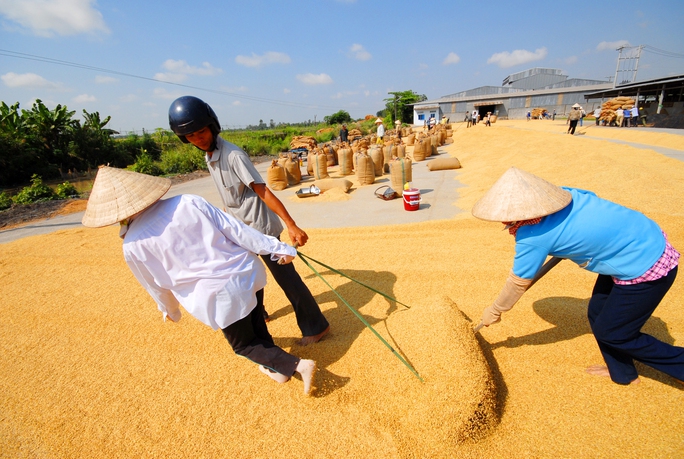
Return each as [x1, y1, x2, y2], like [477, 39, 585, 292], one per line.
[1, 0, 683, 133]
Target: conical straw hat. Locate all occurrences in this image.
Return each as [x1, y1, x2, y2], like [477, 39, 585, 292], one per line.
[82, 166, 171, 228]
[471, 167, 571, 222]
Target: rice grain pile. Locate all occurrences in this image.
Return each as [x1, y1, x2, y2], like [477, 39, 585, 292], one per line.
[1, 120, 683, 458]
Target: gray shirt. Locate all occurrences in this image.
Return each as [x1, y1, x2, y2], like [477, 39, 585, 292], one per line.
[206, 137, 284, 237]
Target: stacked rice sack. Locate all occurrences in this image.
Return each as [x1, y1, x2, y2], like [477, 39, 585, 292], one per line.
[289, 136, 317, 151]
[531, 108, 547, 119]
[599, 97, 636, 124]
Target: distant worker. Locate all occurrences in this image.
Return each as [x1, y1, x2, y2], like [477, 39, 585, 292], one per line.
[567, 103, 582, 135]
[594, 107, 602, 126]
[375, 118, 385, 144]
[466, 111, 473, 128]
[440, 115, 447, 125]
[429, 116, 436, 130]
[340, 124, 348, 143]
[616, 108, 624, 128]
[631, 106, 639, 128]
[395, 120, 402, 140]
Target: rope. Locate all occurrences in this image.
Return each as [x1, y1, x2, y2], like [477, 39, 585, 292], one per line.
[297, 251, 411, 309]
[296, 250, 423, 382]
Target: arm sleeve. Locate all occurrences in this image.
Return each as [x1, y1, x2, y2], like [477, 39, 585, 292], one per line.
[125, 257, 182, 323]
[228, 149, 265, 187]
[481, 271, 533, 326]
[199, 198, 296, 259]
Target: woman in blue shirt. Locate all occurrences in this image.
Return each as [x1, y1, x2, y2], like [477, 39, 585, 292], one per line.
[472, 167, 683, 385]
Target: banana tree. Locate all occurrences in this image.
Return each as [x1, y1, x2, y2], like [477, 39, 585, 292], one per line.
[24, 99, 78, 171]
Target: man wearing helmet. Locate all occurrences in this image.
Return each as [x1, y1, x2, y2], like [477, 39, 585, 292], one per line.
[169, 96, 329, 346]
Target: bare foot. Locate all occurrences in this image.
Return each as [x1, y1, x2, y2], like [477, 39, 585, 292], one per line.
[298, 326, 330, 346]
[585, 364, 640, 385]
[259, 365, 290, 384]
[585, 364, 611, 377]
[296, 359, 317, 395]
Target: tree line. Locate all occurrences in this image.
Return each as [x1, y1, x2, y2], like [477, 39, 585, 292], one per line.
[1, 89, 426, 189]
[0, 100, 162, 188]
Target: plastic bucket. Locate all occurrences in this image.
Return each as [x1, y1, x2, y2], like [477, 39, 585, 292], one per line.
[403, 188, 421, 211]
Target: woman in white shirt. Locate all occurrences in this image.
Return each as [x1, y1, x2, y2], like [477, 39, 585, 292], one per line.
[82, 166, 316, 395]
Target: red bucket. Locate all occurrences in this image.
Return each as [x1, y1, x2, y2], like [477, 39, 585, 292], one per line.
[403, 188, 421, 211]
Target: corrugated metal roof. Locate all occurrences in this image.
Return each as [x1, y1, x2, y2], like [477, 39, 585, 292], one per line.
[584, 74, 684, 99]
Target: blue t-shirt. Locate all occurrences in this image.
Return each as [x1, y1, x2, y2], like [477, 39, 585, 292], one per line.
[513, 188, 665, 280]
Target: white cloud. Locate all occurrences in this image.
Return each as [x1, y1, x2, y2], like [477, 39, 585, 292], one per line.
[349, 44, 371, 61]
[564, 56, 578, 65]
[596, 40, 631, 51]
[1, 72, 61, 89]
[154, 59, 222, 83]
[154, 72, 188, 83]
[152, 88, 183, 100]
[73, 93, 96, 103]
[161, 59, 222, 76]
[296, 73, 333, 85]
[442, 52, 461, 65]
[331, 92, 343, 99]
[232, 100, 242, 106]
[364, 90, 370, 96]
[487, 47, 547, 68]
[235, 51, 291, 68]
[119, 94, 137, 103]
[283, 88, 291, 94]
[95, 75, 118, 84]
[0, 0, 109, 36]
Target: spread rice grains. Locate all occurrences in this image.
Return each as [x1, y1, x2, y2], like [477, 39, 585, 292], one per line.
[1, 120, 683, 458]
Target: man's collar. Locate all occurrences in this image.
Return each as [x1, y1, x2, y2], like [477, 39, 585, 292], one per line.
[206, 136, 223, 163]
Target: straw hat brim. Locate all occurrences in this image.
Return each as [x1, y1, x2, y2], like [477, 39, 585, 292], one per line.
[472, 167, 571, 222]
[375, 119, 383, 124]
[82, 166, 171, 228]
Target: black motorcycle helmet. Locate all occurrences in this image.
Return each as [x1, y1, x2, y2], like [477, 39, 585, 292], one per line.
[168, 96, 221, 147]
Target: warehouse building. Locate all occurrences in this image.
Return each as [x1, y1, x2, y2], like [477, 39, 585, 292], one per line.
[413, 67, 612, 124]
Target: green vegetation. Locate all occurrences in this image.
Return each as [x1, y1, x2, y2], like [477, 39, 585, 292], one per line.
[385, 90, 427, 125]
[324, 110, 353, 125]
[0, 100, 133, 187]
[0, 191, 11, 211]
[11, 175, 57, 204]
[55, 182, 79, 199]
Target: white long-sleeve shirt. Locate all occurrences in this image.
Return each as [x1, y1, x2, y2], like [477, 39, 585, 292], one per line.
[123, 194, 296, 330]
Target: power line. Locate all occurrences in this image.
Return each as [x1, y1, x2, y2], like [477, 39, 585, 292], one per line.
[0, 48, 344, 111]
[642, 45, 684, 59]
